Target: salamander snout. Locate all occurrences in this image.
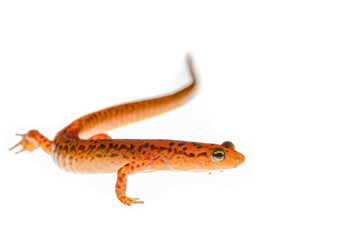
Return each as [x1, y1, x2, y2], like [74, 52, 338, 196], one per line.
[220, 141, 245, 167]
[236, 152, 245, 165]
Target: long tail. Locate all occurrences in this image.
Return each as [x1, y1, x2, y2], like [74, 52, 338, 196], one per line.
[57, 55, 198, 140]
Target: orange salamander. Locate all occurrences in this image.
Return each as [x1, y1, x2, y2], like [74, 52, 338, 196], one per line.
[10, 56, 245, 206]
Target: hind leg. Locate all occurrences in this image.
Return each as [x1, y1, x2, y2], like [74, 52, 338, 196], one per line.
[10, 130, 52, 155]
[88, 133, 111, 140]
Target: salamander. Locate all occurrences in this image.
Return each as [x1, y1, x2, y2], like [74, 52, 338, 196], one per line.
[10, 56, 245, 206]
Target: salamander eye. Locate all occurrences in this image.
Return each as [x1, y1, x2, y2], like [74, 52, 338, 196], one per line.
[222, 141, 235, 149]
[211, 148, 226, 162]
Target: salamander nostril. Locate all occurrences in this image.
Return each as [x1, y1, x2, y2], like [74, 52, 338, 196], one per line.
[238, 153, 245, 163]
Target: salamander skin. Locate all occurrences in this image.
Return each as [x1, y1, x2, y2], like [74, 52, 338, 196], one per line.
[10, 56, 245, 206]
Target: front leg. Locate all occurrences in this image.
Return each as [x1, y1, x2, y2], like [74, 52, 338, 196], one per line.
[115, 160, 151, 206]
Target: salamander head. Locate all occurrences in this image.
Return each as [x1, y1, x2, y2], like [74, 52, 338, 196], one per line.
[167, 141, 245, 171]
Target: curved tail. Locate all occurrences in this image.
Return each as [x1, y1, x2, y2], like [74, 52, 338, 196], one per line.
[57, 55, 198, 140]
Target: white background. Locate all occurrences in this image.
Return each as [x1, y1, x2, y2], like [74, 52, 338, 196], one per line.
[1, 0, 359, 239]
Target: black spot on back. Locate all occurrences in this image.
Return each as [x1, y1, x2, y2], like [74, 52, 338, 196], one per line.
[196, 152, 208, 157]
[78, 145, 86, 151]
[70, 145, 76, 152]
[178, 142, 186, 147]
[118, 144, 127, 151]
[98, 144, 106, 150]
